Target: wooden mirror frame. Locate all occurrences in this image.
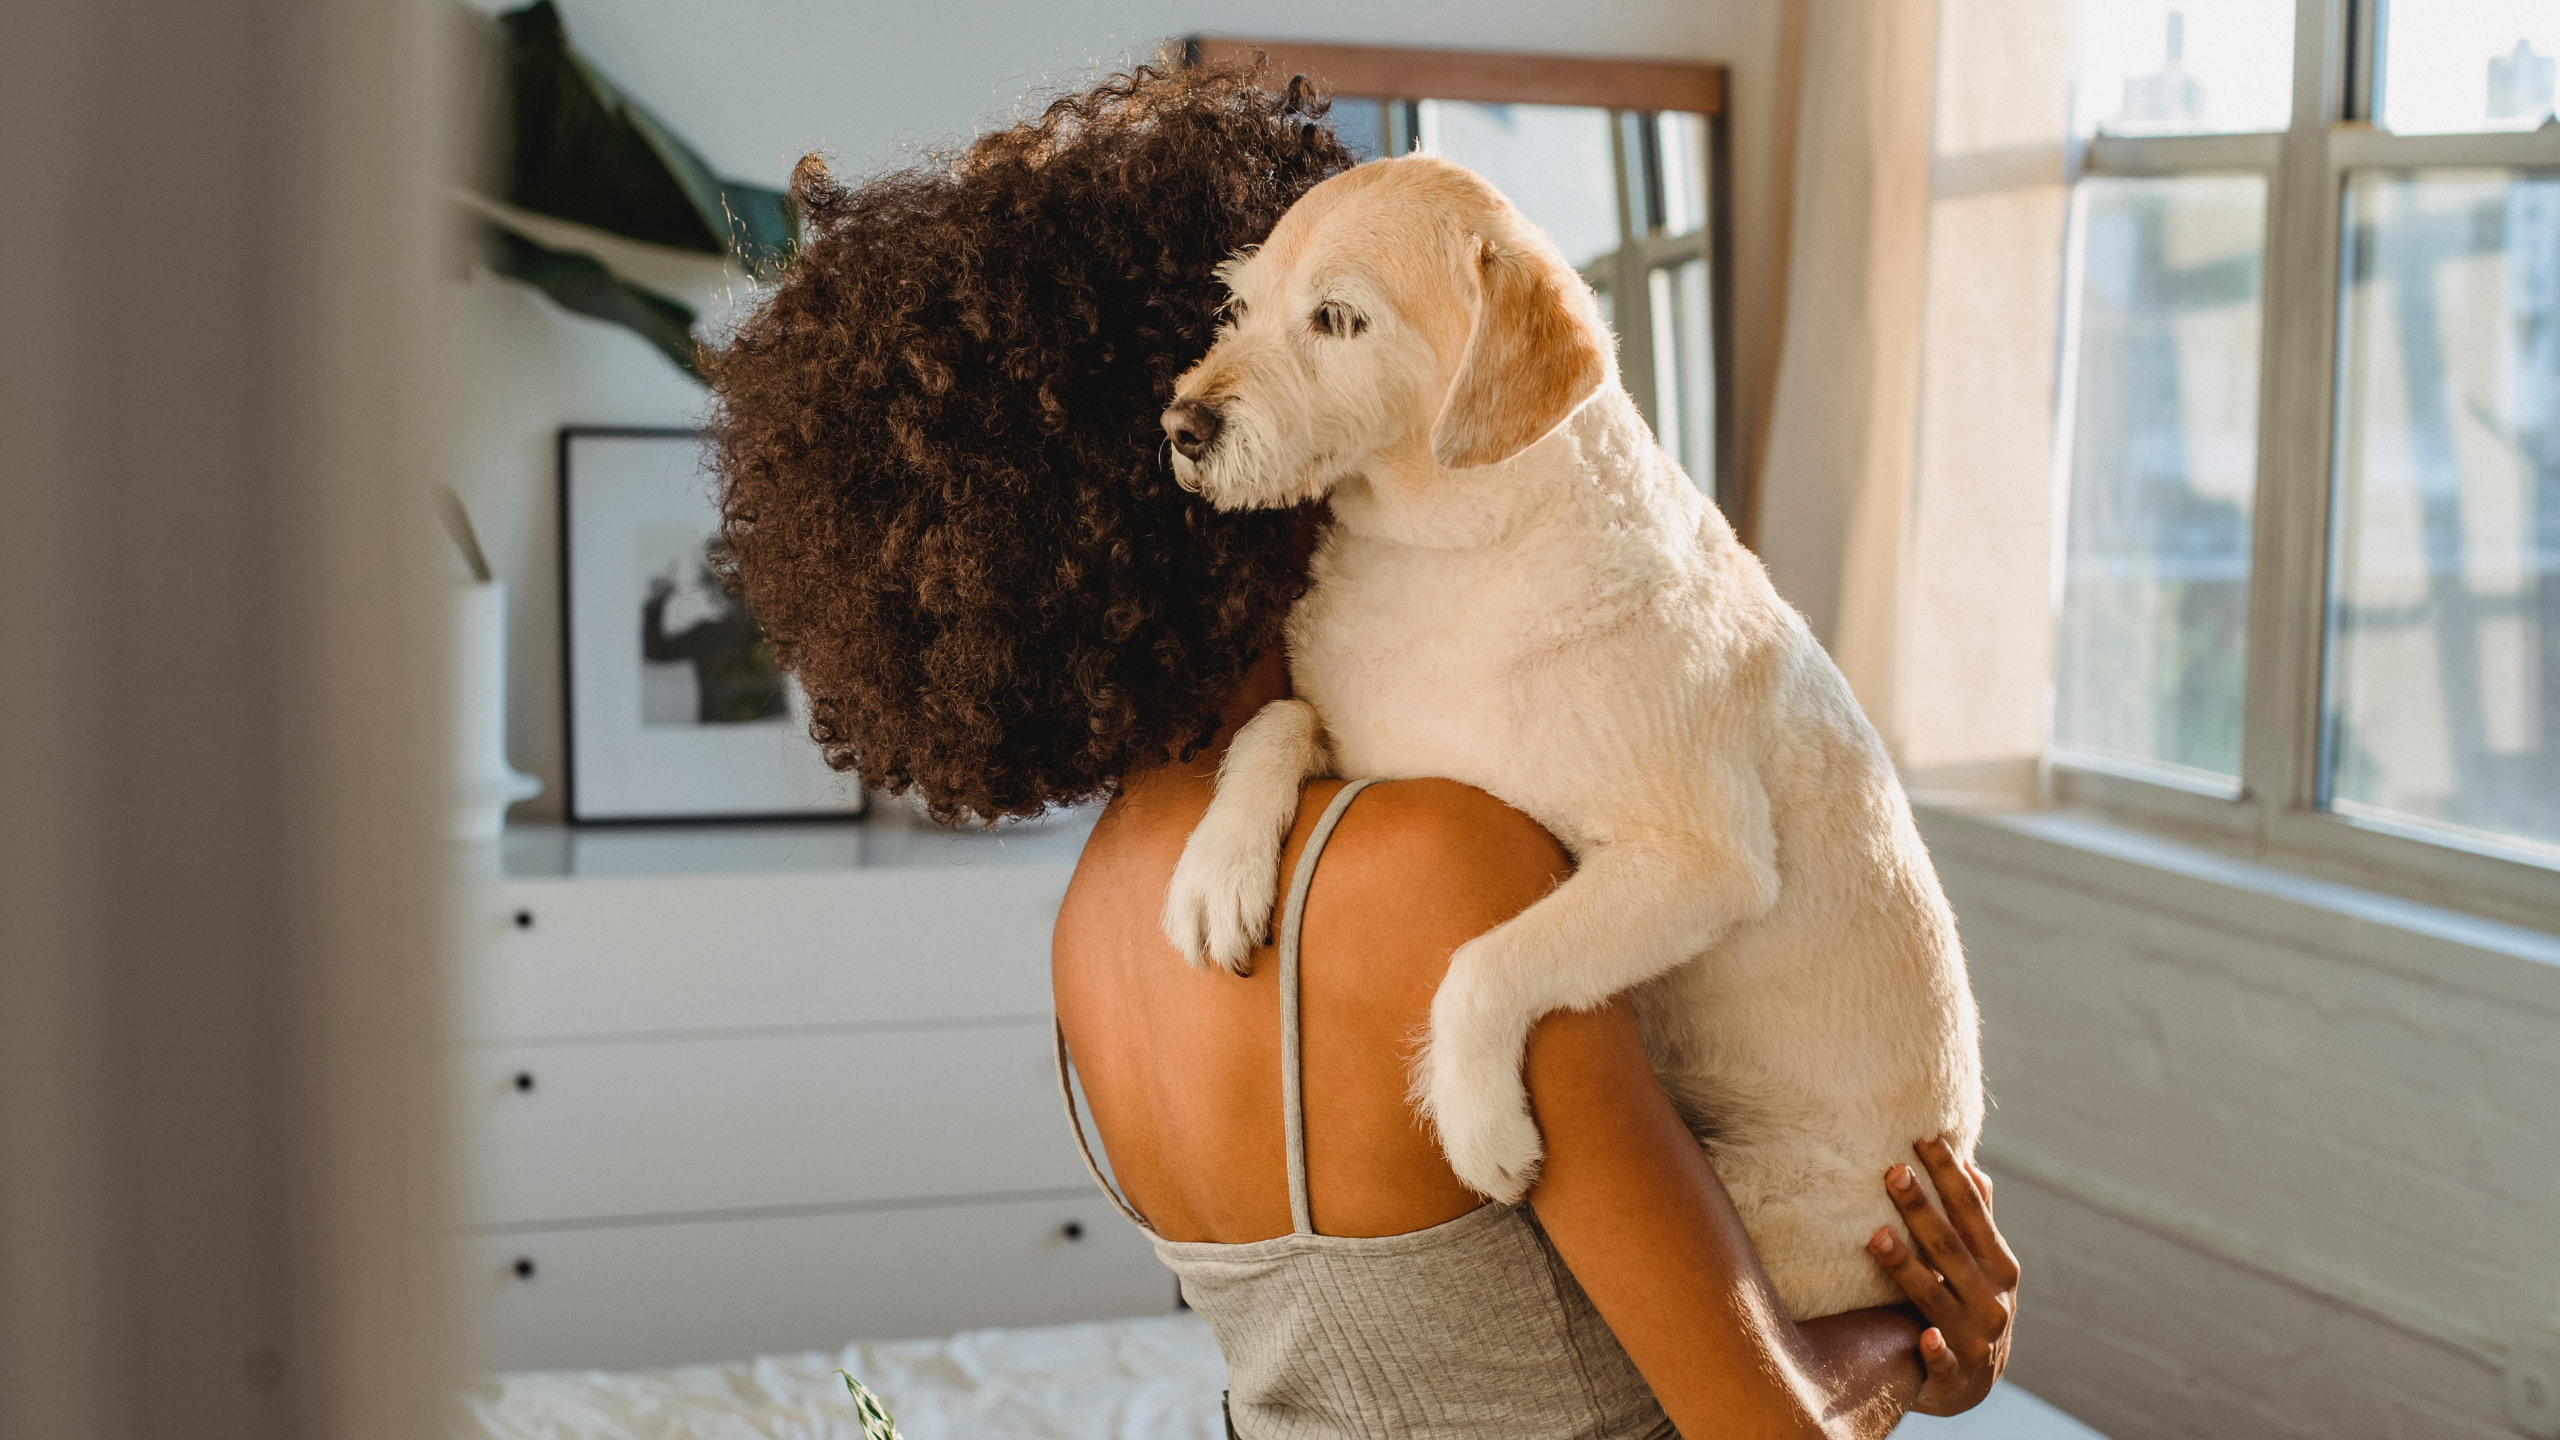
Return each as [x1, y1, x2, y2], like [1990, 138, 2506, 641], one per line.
[1183, 38, 1744, 544]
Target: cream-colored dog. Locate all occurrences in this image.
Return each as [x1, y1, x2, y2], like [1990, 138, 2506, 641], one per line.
[1156, 155, 1983, 1319]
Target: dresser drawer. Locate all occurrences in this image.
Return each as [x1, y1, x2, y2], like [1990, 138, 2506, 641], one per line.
[458, 864, 1072, 1041]
[462, 1195, 1174, 1372]
[461, 1020, 1092, 1226]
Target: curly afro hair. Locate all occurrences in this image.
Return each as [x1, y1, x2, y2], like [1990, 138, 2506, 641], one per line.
[706, 62, 1357, 824]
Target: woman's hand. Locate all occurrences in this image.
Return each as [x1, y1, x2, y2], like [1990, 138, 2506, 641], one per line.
[1866, 1137, 2019, 1417]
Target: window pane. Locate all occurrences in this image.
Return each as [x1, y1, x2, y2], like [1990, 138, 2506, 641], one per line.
[1418, 101, 1623, 269]
[2326, 171, 2560, 855]
[1324, 97, 1390, 162]
[1648, 258, 1714, 496]
[2071, 2, 2294, 136]
[1658, 112, 1710, 236]
[2054, 175, 2267, 783]
[2376, 2, 2559, 134]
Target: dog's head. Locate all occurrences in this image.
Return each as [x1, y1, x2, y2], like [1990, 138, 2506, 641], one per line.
[1161, 155, 1613, 511]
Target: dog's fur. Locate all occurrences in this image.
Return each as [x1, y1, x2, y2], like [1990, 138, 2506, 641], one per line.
[1157, 156, 1983, 1320]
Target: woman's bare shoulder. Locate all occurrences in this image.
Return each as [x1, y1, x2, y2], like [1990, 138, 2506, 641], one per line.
[1303, 779, 1573, 984]
[1059, 772, 1571, 998]
[1327, 778, 1570, 880]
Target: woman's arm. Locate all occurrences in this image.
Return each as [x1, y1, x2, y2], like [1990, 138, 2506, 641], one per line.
[1284, 779, 2014, 1431]
[1522, 1004, 2016, 1438]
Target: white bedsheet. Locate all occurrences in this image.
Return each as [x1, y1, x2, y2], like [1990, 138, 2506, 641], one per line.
[454, 1313, 2103, 1440]
[456, 1315, 1228, 1440]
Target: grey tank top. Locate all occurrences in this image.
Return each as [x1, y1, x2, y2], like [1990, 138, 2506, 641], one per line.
[1057, 779, 1676, 1440]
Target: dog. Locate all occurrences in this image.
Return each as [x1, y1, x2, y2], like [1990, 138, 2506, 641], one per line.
[1154, 155, 1982, 1320]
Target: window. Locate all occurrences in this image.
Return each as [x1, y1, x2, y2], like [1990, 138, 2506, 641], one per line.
[2051, 0, 2560, 917]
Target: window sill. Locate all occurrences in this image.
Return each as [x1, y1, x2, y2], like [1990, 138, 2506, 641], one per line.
[1910, 803, 2560, 1019]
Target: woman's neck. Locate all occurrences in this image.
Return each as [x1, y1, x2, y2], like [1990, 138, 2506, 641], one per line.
[1131, 644, 1291, 792]
[1123, 501, 1316, 798]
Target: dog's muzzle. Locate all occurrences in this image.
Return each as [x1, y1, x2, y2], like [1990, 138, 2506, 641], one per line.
[1163, 402, 1224, 464]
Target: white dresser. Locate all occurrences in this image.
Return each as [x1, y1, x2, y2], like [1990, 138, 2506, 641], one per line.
[454, 809, 1173, 1372]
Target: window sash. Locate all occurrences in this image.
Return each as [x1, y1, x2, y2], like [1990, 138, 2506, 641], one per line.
[2051, 0, 2560, 929]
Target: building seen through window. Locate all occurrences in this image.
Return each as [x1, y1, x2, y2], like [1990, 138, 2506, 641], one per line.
[2379, 0, 2558, 133]
[2071, 2, 2292, 136]
[2053, 175, 2264, 782]
[2327, 173, 2560, 850]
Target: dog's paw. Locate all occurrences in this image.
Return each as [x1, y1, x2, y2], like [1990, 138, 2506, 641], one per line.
[1420, 970, 1544, 1203]
[1424, 1055, 1544, 1204]
[1161, 829, 1279, 974]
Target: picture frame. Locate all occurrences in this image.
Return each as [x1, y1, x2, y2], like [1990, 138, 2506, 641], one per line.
[558, 427, 869, 824]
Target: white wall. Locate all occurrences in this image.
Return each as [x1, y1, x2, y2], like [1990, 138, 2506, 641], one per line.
[1923, 808, 2560, 1439]
[449, 0, 1798, 819]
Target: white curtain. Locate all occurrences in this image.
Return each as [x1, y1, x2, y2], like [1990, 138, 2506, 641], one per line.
[1751, 0, 1941, 743]
[1751, 0, 2070, 802]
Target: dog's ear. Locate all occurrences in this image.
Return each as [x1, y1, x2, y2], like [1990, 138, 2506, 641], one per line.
[1429, 237, 1610, 469]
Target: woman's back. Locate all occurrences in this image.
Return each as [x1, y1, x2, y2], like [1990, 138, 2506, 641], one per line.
[1055, 774, 1674, 1440]
[1055, 772, 1557, 1241]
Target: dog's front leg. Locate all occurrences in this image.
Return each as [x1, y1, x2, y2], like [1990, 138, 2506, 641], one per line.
[1161, 698, 1331, 973]
[1421, 819, 1778, 1203]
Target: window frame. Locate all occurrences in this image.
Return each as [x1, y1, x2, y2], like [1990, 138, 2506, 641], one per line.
[2051, 0, 2560, 930]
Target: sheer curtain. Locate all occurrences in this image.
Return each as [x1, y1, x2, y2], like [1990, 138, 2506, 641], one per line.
[1752, 0, 1940, 740]
[1752, 0, 2071, 803]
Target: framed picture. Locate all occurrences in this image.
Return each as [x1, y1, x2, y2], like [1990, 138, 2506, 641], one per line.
[558, 427, 868, 824]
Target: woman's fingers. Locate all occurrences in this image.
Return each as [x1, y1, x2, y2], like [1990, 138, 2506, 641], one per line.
[1914, 1139, 2010, 1291]
[1919, 1327, 1957, 1381]
[1912, 1327, 1982, 1418]
[1886, 1160, 1996, 1311]
[1946, 1153, 2021, 1292]
[1885, 1148, 2017, 1417]
[1867, 1224, 1961, 1329]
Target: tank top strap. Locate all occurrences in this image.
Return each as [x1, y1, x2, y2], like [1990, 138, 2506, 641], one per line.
[1054, 1019, 1156, 1233]
[1280, 778, 1379, 1236]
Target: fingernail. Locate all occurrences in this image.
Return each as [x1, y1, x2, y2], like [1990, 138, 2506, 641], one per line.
[1868, 1227, 1895, 1255]
[1923, 1329, 1946, 1353]
[1888, 1164, 1916, 1192]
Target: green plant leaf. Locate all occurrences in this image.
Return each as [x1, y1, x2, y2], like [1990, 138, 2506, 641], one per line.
[483, 222, 702, 380]
[835, 1370, 905, 1440]
[493, 0, 794, 268]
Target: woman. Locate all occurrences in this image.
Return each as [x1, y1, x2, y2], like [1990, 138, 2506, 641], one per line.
[709, 63, 2016, 1439]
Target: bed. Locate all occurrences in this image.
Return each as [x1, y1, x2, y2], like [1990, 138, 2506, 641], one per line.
[454, 1313, 2106, 1440]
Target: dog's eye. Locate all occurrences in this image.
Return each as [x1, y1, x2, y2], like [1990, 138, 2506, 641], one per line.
[1225, 299, 1249, 323]
[1310, 301, 1367, 338]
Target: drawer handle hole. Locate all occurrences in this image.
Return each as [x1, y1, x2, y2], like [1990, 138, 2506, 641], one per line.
[513, 1071, 535, 1094]
[1061, 1220, 1084, 1242]
[513, 909, 534, 930]
[512, 1256, 536, 1281]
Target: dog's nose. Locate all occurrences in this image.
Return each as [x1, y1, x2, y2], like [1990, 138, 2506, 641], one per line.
[1164, 403, 1224, 463]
